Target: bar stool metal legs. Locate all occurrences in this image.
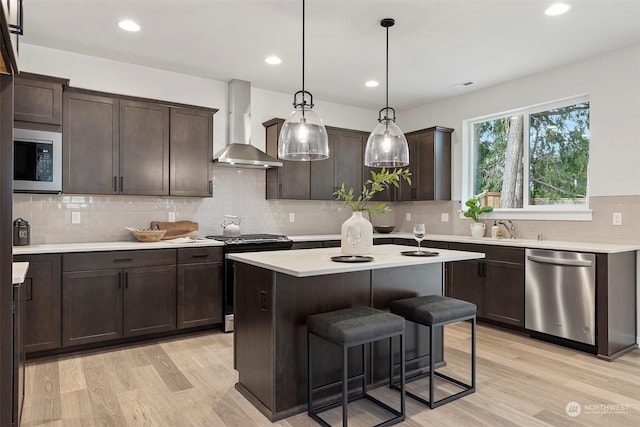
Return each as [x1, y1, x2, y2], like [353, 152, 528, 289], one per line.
[307, 306, 406, 426]
[390, 295, 477, 409]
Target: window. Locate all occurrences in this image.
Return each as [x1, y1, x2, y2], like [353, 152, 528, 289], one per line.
[466, 96, 590, 216]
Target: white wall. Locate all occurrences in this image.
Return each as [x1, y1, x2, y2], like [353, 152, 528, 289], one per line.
[399, 43, 640, 198]
[19, 44, 377, 157]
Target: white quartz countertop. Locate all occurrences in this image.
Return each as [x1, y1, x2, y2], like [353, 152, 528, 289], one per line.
[12, 238, 225, 255]
[13, 262, 29, 284]
[290, 233, 640, 254]
[12, 232, 639, 256]
[228, 244, 484, 277]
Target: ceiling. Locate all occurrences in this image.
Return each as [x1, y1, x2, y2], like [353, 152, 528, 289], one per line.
[22, 0, 640, 110]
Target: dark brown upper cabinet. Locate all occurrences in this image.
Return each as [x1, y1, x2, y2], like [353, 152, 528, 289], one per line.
[14, 73, 68, 128]
[398, 126, 453, 201]
[265, 118, 310, 199]
[63, 87, 216, 196]
[119, 99, 170, 196]
[170, 107, 213, 197]
[63, 89, 119, 194]
[311, 127, 365, 200]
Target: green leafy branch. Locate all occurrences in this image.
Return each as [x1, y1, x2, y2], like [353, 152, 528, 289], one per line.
[463, 198, 494, 222]
[333, 168, 412, 215]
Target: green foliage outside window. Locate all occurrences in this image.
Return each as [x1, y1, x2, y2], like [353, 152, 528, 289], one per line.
[473, 100, 589, 208]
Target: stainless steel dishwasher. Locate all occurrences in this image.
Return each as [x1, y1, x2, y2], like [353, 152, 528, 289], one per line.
[525, 248, 596, 345]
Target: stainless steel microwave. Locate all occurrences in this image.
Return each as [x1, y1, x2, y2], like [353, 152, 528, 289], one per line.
[13, 128, 62, 193]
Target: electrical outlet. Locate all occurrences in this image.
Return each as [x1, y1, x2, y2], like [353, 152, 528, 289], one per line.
[168, 212, 176, 222]
[441, 213, 449, 222]
[71, 212, 81, 224]
[612, 212, 622, 226]
[289, 213, 295, 222]
[406, 212, 411, 221]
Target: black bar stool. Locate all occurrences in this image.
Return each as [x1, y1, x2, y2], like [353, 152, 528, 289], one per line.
[389, 295, 476, 409]
[307, 306, 406, 426]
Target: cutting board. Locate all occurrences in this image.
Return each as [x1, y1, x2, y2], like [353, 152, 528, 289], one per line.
[150, 221, 199, 240]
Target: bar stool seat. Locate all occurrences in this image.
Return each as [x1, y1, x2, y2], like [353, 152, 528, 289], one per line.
[307, 306, 406, 426]
[390, 295, 476, 409]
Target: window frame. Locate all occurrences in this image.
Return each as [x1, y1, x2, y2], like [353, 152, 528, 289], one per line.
[462, 95, 592, 221]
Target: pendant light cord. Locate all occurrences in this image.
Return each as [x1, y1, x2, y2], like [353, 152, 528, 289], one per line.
[385, 22, 389, 114]
[302, 0, 305, 105]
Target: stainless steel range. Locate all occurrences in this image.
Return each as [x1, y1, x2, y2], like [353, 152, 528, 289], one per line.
[205, 234, 293, 332]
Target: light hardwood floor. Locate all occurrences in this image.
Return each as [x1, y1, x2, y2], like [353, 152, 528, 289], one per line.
[22, 323, 640, 426]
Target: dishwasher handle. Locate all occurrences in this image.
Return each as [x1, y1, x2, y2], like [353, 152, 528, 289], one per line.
[527, 254, 593, 267]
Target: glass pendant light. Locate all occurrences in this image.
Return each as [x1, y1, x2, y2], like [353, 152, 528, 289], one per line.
[278, 0, 329, 161]
[364, 18, 409, 167]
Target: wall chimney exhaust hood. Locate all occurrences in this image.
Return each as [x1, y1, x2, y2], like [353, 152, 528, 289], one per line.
[213, 79, 282, 169]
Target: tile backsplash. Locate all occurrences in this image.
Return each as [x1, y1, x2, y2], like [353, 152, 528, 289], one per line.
[12, 167, 640, 245]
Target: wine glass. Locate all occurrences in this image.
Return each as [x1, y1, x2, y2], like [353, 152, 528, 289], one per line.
[413, 223, 426, 253]
[347, 224, 362, 259]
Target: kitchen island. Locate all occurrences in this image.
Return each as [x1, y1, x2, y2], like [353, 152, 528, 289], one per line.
[229, 244, 484, 421]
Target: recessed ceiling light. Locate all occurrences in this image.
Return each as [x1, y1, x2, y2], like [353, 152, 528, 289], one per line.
[365, 80, 379, 88]
[545, 3, 571, 16]
[118, 19, 140, 32]
[265, 56, 282, 65]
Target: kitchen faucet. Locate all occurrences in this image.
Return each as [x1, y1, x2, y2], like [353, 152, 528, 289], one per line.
[498, 220, 517, 239]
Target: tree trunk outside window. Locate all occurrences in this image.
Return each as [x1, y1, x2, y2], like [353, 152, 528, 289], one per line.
[500, 115, 523, 208]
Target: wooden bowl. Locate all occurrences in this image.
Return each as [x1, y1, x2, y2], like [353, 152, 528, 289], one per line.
[132, 229, 167, 242]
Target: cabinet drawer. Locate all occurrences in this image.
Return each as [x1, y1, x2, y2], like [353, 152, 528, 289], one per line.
[63, 249, 176, 271]
[177, 247, 223, 264]
[449, 242, 523, 264]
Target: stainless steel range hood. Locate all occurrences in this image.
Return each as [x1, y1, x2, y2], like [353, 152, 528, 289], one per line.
[213, 79, 282, 168]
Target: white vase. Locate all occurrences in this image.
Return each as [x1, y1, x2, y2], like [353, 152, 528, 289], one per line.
[470, 222, 486, 238]
[341, 211, 374, 255]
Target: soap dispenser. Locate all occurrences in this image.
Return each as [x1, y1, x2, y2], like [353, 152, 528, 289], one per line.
[491, 221, 499, 239]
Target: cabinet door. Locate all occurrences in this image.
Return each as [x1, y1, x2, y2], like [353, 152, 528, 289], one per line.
[63, 91, 119, 194]
[484, 261, 525, 326]
[119, 99, 170, 195]
[170, 107, 213, 197]
[62, 269, 123, 347]
[333, 129, 364, 199]
[448, 259, 484, 315]
[396, 134, 419, 201]
[265, 119, 310, 199]
[14, 78, 62, 125]
[415, 130, 436, 200]
[13, 254, 61, 353]
[309, 128, 335, 199]
[123, 265, 176, 337]
[311, 128, 363, 200]
[398, 127, 452, 201]
[177, 262, 223, 329]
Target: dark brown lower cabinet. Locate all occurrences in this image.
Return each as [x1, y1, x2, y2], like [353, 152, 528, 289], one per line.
[123, 265, 177, 337]
[62, 269, 123, 347]
[448, 243, 525, 327]
[177, 247, 223, 329]
[62, 250, 177, 347]
[448, 258, 484, 314]
[13, 254, 62, 353]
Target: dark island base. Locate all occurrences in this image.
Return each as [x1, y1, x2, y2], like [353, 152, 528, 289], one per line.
[234, 262, 446, 421]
